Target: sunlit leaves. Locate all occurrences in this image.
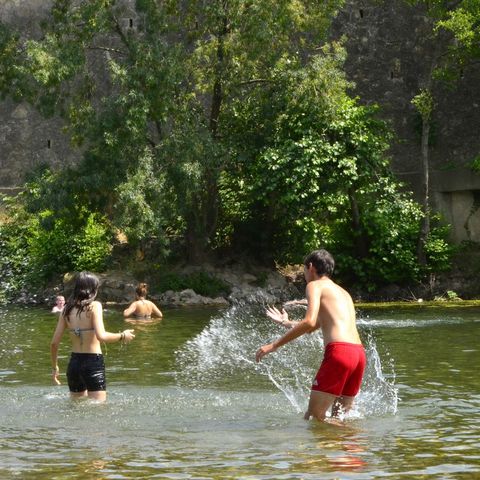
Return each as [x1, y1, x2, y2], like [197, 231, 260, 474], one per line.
[412, 0, 480, 80]
[435, 1, 480, 47]
[411, 88, 435, 122]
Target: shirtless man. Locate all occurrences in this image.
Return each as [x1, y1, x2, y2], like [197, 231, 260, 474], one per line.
[123, 283, 163, 319]
[255, 249, 366, 422]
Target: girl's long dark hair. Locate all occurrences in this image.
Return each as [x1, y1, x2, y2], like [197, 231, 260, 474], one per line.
[63, 272, 99, 321]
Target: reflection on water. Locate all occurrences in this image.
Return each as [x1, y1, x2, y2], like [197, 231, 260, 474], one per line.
[0, 304, 479, 479]
[0, 385, 374, 479]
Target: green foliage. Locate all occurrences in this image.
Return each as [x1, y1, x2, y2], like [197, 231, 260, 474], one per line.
[71, 213, 112, 272]
[154, 270, 231, 298]
[0, 179, 113, 294]
[0, 0, 454, 293]
[470, 154, 480, 172]
[434, 289, 460, 302]
[0, 204, 32, 302]
[411, 89, 435, 122]
[411, 1, 480, 81]
[423, 221, 454, 274]
[220, 44, 452, 288]
[1, 0, 348, 263]
[436, 4, 480, 57]
[334, 196, 423, 288]
[24, 209, 111, 284]
[114, 148, 178, 250]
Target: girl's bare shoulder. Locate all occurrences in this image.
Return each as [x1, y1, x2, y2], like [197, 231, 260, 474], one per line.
[90, 300, 103, 311]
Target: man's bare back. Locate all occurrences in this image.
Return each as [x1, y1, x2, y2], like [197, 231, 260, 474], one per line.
[309, 278, 362, 346]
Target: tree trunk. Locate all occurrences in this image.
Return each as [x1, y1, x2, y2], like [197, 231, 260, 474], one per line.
[185, 207, 209, 264]
[417, 118, 430, 265]
[348, 188, 368, 258]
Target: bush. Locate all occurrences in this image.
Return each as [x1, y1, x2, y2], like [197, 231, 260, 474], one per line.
[154, 270, 231, 298]
[26, 210, 112, 284]
[0, 194, 113, 299]
[71, 212, 112, 272]
[0, 214, 32, 302]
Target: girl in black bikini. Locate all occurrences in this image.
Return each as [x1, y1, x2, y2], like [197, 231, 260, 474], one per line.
[50, 272, 135, 401]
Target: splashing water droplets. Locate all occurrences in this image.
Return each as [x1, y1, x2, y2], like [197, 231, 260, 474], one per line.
[175, 304, 398, 419]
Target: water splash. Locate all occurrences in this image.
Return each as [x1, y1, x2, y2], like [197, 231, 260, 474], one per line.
[175, 303, 398, 418]
[352, 329, 398, 417]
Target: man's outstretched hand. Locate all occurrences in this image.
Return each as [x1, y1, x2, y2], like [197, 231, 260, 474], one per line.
[255, 342, 276, 363]
[266, 306, 288, 326]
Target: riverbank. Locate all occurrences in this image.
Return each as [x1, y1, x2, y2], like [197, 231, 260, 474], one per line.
[25, 253, 480, 308]
[33, 263, 303, 308]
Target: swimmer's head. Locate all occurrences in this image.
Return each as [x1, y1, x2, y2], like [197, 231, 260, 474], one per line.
[136, 283, 148, 298]
[55, 295, 65, 306]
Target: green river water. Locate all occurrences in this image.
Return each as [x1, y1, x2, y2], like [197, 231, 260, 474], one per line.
[0, 302, 479, 479]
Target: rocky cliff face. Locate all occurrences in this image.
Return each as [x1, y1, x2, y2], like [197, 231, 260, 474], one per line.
[2, 0, 480, 241]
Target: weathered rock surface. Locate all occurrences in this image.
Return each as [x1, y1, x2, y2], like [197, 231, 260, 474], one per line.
[38, 266, 304, 307]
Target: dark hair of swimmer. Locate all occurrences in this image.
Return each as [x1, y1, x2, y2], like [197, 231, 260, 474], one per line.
[304, 249, 335, 277]
[64, 271, 100, 320]
[135, 283, 148, 298]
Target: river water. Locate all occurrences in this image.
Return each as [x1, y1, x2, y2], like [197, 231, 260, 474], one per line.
[0, 302, 479, 479]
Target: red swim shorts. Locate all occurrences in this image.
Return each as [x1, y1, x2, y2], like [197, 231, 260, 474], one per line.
[311, 342, 366, 397]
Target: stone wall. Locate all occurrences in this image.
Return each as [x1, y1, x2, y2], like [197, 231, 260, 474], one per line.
[332, 0, 480, 242]
[2, 0, 480, 242]
[0, 0, 80, 186]
[0, 99, 80, 186]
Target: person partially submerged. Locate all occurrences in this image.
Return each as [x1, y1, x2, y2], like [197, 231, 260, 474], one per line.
[50, 272, 135, 401]
[51, 295, 65, 313]
[123, 283, 163, 320]
[256, 249, 366, 422]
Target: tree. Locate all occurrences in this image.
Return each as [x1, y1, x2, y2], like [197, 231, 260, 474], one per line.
[411, 89, 435, 265]
[219, 43, 449, 288]
[433, 0, 480, 76]
[408, 1, 480, 261]
[0, 1, 452, 289]
[0, 0, 346, 262]
[172, 0, 346, 259]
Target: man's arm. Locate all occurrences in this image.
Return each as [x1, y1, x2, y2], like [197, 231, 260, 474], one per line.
[266, 306, 297, 328]
[256, 283, 321, 362]
[272, 282, 321, 348]
[283, 298, 308, 307]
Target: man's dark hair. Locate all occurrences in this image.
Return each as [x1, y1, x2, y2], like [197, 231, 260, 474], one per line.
[304, 249, 335, 277]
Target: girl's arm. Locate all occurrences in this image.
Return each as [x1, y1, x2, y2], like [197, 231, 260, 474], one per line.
[92, 301, 135, 343]
[123, 301, 137, 317]
[151, 301, 163, 318]
[50, 314, 66, 384]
